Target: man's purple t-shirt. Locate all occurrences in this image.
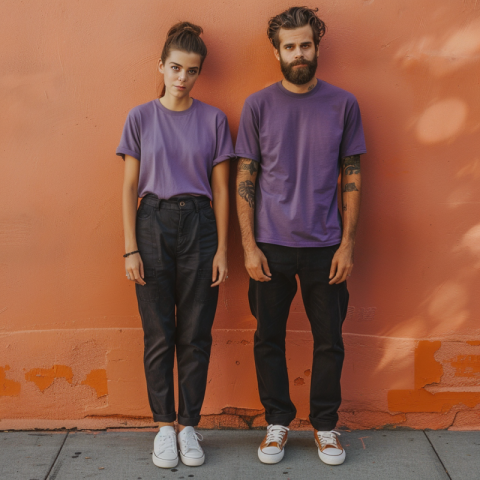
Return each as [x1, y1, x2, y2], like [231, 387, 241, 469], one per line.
[116, 98, 235, 200]
[235, 80, 367, 247]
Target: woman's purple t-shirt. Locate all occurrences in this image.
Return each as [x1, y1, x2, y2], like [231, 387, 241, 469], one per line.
[235, 80, 367, 248]
[116, 98, 235, 200]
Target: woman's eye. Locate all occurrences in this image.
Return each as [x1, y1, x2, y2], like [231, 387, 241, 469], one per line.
[171, 66, 178, 71]
[188, 70, 197, 75]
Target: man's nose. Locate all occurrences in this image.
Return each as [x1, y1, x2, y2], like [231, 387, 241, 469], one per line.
[294, 47, 304, 58]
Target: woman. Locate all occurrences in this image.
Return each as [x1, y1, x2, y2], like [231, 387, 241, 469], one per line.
[116, 22, 233, 468]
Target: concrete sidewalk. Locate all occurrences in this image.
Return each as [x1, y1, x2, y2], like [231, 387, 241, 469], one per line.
[1, 429, 479, 480]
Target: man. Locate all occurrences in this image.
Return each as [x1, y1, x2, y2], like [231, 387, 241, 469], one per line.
[235, 6, 366, 466]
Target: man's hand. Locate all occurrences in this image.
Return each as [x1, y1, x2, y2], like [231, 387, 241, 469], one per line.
[244, 246, 272, 282]
[329, 243, 354, 284]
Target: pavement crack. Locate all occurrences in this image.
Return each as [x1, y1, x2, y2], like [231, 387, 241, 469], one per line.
[423, 430, 452, 480]
[43, 431, 68, 480]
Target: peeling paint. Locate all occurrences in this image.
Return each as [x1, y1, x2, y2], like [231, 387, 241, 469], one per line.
[450, 355, 480, 377]
[294, 377, 305, 386]
[81, 369, 108, 397]
[25, 365, 73, 392]
[388, 341, 480, 414]
[0, 366, 21, 396]
[414, 341, 443, 389]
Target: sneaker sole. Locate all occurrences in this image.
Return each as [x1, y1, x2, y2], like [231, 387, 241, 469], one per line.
[258, 446, 285, 464]
[152, 451, 178, 469]
[180, 452, 205, 467]
[317, 448, 345, 466]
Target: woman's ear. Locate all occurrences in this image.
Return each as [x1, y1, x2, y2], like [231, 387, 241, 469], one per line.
[158, 59, 164, 74]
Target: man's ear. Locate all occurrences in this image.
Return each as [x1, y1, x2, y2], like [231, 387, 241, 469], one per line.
[158, 59, 164, 74]
[274, 48, 280, 62]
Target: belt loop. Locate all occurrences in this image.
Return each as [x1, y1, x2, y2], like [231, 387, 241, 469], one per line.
[156, 198, 162, 209]
[192, 196, 199, 213]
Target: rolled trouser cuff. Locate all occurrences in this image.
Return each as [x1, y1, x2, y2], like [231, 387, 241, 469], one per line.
[265, 411, 296, 427]
[153, 412, 176, 423]
[178, 414, 201, 427]
[309, 415, 337, 431]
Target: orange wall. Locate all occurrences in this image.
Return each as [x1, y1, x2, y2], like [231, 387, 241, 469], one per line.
[1, 0, 480, 430]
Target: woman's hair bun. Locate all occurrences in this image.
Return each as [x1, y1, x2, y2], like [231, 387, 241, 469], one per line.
[167, 22, 203, 38]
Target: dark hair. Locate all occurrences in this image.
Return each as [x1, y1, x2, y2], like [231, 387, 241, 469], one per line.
[160, 22, 207, 96]
[267, 6, 326, 50]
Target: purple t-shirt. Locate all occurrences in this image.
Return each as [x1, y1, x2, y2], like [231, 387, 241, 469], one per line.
[116, 98, 235, 200]
[235, 80, 367, 247]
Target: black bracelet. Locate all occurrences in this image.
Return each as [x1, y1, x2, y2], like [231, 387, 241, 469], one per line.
[123, 250, 139, 258]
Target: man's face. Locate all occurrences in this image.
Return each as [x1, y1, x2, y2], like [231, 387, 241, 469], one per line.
[274, 24, 318, 85]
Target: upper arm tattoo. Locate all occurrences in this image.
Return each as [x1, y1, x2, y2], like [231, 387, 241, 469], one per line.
[239, 159, 258, 176]
[342, 155, 360, 175]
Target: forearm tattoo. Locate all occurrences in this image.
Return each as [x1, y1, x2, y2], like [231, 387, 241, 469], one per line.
[240, 160, 258, 176]
[343, 183, 359, 192]
[342, 155, 360, 175]
[238, 181, 255, 208]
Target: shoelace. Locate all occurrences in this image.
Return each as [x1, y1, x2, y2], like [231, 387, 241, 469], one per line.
[265, 425, 289, 446]
[180, 430, 204, 453]
[317, 430, 341, 448]
[156, 431, 177, 454]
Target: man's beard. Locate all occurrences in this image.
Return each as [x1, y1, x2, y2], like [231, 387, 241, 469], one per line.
[280, 56, 317, 85]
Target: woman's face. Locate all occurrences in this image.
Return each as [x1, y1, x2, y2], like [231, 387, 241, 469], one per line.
[159, 49, 202, 99]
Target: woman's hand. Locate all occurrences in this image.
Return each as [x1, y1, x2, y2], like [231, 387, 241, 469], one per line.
[211, 250, 227, 287]
[125, 253, 146, 285]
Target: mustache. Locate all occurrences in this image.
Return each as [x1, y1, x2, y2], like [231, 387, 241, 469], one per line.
[289, 58, 316, 67]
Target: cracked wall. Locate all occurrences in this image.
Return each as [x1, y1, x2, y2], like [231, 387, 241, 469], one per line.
[1, 0, 480, 430]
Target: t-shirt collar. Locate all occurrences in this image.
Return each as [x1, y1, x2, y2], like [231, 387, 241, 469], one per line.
[154, 97, 198, 116]
[276, 79, 322, 98]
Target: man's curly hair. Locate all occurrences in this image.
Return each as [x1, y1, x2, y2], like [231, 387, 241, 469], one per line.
[267, 6, 326, 50]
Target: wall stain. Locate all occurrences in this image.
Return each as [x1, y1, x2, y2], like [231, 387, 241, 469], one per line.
[388, 341, 480, 413]
[0, 365, 21, 396]
[81, 369, 108, 397]
[25, 365, 73, 392]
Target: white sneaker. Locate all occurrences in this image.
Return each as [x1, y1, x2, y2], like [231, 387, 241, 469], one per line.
[152, 426, 178, 468]
[178, 426, 205, 466]
[314, 430, 346, 465]
[258, 425, 289, 464]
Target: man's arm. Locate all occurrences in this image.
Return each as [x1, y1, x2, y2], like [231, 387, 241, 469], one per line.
[329, 154, 361, 284]
[236, 158, 271, 282]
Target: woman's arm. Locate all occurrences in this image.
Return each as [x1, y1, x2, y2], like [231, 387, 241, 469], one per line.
[210, 160, 230, 286]
[123, 155, 145, 285]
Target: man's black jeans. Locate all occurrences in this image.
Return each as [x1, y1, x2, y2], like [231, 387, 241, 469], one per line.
[249, 242, 349, 431]
[135, 194, 218, 426]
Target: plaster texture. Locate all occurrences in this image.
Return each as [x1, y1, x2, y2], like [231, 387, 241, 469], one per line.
[1, 0, 480, 429]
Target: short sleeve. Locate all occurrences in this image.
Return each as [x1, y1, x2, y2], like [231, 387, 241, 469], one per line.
[116, 110, 141, 160]
[339, 97, 367, 159]
[235, 100, 261, 163]
[213, 116, 235, 166]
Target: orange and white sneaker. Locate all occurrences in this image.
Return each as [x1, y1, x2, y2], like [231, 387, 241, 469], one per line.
[258, 425, 289, 464]
[314, 430, 346, 465]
